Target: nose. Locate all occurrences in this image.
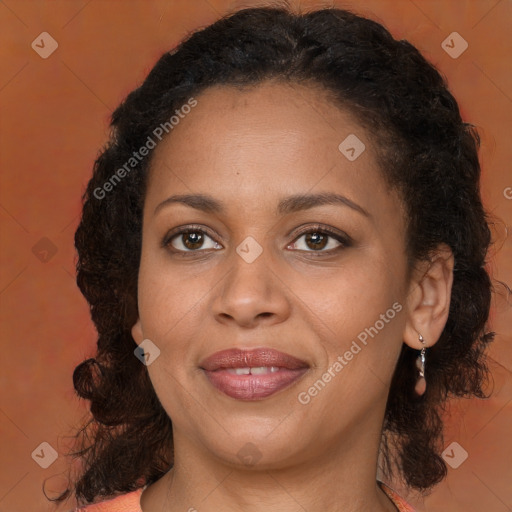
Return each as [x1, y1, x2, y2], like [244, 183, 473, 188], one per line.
[212, 247, 291, 329]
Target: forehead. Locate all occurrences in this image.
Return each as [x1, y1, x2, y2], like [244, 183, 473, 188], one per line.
[147, 81, 386, 197]
[144, 81, 408, 239]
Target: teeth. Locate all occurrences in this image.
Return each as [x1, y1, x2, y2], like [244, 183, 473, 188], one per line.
[233, 367, 250, 375]
[226, 367, 281, 375]
[251, 366, 270, 375]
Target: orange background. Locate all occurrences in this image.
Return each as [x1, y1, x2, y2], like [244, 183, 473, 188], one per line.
[0, 1, 510, 511]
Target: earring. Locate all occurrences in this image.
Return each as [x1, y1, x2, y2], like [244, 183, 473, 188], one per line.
[414, 334, 427, 396]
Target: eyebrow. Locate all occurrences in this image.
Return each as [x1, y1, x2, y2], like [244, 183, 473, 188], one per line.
[154, 192, 369, 217]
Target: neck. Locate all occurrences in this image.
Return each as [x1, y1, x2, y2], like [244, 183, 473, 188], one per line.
[141, 425, 398, 512]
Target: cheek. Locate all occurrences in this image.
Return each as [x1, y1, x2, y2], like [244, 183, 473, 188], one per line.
[137, 261, 202, 410]
[137, 250, 211, 340]
[290, 257, 406, 382]
[288, 254, 402, 327]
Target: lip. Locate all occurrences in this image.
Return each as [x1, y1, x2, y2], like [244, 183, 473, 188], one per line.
[200, 348, 309, 401]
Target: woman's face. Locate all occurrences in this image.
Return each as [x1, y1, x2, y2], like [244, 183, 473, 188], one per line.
[132, 81, 413, 469]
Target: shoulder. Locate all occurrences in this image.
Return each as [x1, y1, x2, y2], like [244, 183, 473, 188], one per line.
[74, 487, 144, 512]
[379, 481, 417, 512]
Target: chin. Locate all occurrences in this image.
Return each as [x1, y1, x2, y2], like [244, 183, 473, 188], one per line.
[197, 427, 311, 469]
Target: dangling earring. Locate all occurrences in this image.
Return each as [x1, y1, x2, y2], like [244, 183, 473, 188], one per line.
[415, 334, 427, 396]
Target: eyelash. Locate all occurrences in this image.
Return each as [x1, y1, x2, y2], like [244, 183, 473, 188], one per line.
[291, 224, 352, 254]
[162, 223, 352, 256]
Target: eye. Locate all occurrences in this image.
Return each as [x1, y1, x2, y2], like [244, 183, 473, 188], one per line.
[165, 227, 222, 252]
[287, 226, 351, 253]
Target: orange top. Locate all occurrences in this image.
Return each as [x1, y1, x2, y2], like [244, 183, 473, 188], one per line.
[74, 481, 415, 511]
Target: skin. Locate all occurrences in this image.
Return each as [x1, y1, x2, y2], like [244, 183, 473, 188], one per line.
[132, 80, 454, 512]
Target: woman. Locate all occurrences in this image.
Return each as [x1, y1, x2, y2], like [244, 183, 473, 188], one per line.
[53, 5, 494, 512]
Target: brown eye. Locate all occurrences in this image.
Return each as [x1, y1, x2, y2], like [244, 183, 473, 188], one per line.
[289, 228, 349, 253]
[166, 228, 222, 252]
[181, 231, 204, 250]
[304, 232, 328, 250]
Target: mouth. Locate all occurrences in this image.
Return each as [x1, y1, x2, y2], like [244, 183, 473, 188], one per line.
[199, 348, 310, 401]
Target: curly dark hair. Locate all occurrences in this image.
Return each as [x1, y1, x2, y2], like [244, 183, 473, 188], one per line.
[48, 4, 494, 505]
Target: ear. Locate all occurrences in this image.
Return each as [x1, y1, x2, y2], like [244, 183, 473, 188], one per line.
[131, 318, 144, 345]
[403, 244, 454, 350]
